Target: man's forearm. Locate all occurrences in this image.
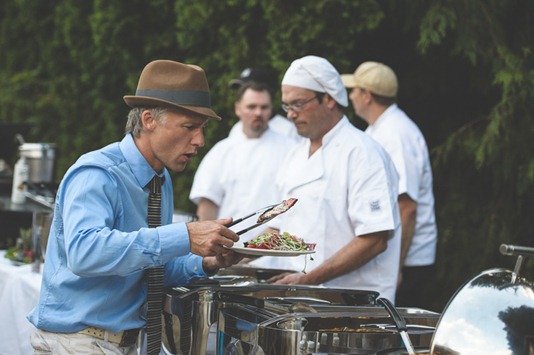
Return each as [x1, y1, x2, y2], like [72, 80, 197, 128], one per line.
[196, 198, 219, 221]
[305, 231, 388, 285]
[398, 193, 417, 266]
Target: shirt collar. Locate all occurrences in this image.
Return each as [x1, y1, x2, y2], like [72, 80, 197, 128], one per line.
[119, 133, 166, 188]
[322, 115, 349, 147]
[370, 104, 398, 131]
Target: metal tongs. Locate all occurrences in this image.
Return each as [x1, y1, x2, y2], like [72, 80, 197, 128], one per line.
[377, 297, 416, 355]
[225, 203, 278, 235]
[226, 199, 297, 235]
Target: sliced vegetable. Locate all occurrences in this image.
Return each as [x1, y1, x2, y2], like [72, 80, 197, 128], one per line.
[244, 231, 315, 251]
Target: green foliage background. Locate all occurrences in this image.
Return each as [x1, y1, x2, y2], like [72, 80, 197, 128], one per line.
[1, 0, 533, 311]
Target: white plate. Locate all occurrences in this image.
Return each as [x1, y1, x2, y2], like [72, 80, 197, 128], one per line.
[230, 246, 316, 257]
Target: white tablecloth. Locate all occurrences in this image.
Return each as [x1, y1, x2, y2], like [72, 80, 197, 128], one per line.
[0, 250, 42, 355]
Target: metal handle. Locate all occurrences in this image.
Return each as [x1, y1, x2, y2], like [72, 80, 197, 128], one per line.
[377, 298, 416, 355]
[499, 244, 534, 283]
[499, 244, 534, 257]
[225, 212, 256, 227]
[215, 292, 265, 307]
[225, 203, 278, 228]
[236, 221, 265, 235]
[377, 298, 407, 331]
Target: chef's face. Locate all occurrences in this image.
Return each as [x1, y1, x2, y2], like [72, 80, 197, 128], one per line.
[235, 88, 272, 138]
[349, 87, 370, 123]
[282, 85, 328, 141]
[143, 109, 208, 173]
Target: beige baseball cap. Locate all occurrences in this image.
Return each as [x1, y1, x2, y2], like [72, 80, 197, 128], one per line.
[341, 61, 398, 97]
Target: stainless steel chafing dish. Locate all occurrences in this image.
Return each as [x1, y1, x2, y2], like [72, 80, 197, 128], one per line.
[161, 267, 439, 355]
[218, 302, 438, 354]
[161, 267, 307, 354]
[162, 244, 534, 355]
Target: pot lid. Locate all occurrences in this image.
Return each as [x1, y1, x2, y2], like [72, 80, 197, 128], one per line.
[430, 268, 534, 355]
[19, 142, 56, 150]
[19, 143, 56, 158]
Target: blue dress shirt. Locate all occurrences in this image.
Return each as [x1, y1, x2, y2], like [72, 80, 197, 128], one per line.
[28, 134, 206, 333]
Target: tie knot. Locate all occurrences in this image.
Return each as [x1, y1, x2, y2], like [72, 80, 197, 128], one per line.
[148, 175, 163, 194]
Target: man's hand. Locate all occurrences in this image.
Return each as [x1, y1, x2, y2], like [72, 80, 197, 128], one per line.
[268, 272, 314, 285]
[186, 218, 239, 256]
[268, 232, 389, 287]
[202, 250, 245, 275]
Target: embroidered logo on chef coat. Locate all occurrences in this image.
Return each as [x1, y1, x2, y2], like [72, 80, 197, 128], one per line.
[369, 200, 381, 212]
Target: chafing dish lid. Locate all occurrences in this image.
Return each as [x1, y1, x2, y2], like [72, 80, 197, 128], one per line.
[430, 268, 534, 355]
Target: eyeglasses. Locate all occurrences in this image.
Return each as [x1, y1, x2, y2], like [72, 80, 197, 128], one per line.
[281, 96, 318, 113]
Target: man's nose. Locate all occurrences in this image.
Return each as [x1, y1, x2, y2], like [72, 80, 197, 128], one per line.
[286, 109, 298, 120]
[192, 129, 205, 147]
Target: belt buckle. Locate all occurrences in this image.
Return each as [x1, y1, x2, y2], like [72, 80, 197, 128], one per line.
[119, 329, 139, 347]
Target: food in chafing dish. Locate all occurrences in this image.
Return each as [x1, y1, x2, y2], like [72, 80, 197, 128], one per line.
[321, 327, 390, 333]
[256, 198, 298, 223]
[244, 231, 316, 251]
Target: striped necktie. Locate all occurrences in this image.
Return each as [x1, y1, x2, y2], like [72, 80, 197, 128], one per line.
[146, 175, 164, 355]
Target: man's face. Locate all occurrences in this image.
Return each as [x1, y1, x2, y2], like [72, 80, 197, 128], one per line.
[349, 87, 369, 122]
[146, 109, 208, 172]
[281, 85, 328, 140]
[234, 88, 272, 138]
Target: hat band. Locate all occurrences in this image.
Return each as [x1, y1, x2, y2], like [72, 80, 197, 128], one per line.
[135, 89, 211, 107]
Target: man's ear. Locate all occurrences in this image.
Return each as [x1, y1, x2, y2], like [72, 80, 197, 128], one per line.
[325, 93, 337, 109]
[141, 110, 157, 131]
[234, 102, 241, 118]
[362, 89, 373, 104]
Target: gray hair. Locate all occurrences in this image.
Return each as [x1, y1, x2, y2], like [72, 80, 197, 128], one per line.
[125, 107, 168, 136]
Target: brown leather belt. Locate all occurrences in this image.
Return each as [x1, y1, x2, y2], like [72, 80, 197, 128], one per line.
[78, 326, 139, 347]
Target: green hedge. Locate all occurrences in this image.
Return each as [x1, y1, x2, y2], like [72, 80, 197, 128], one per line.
[1, 0, 533, 311]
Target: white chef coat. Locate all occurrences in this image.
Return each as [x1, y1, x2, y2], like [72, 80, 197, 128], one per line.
[251, 117, 401, 302]
[229, 114, 301, 142]
[366, 104, 437, 267]
[189, 128, 296, 241]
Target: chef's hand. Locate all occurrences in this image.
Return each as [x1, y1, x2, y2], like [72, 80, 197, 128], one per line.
[202, 250, 244, 275]
[269, 272, 315, 285]
[186, 218, 239, 257]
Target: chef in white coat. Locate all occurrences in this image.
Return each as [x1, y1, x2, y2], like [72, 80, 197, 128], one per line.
[228, 67, 301, 142]
[341, 61, 437, 308]
[190, 81, 296, 241]
[251, 56, 402, 302]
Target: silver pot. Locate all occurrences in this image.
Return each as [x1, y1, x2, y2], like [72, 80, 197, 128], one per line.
[430, 245, 534, 355]
[19, 143, 56, 183]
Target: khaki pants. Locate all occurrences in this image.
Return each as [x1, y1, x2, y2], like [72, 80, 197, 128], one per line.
[30, 329, 138, 355]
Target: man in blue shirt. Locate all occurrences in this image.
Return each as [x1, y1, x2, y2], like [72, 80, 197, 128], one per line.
[28, 60, 242, 354]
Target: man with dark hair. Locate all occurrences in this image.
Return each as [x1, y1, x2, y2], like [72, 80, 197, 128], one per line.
[190, 81, 296, 241]
[228, 67, 300, 141]
[254, 56, 401, 302]
[28, 60, 242, 354]
[342, 61, 437, 308]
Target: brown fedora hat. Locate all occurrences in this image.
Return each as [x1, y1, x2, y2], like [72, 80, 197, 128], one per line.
[124, 60, 221, 120]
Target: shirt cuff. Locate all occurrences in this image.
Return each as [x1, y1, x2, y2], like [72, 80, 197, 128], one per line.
[188, 255, 208, 277]
[157, 222, 191, 262]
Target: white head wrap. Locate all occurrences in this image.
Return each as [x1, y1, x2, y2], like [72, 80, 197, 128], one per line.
[281, 55, 348, 107]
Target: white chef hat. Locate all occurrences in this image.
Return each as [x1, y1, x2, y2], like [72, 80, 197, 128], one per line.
[281, 55, 348, 107]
